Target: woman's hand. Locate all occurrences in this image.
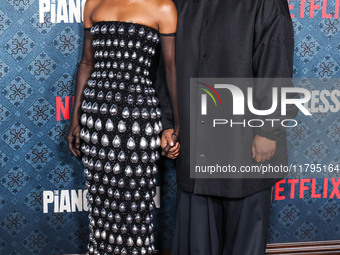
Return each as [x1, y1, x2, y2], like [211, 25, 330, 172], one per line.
[67, 121, 82, 157]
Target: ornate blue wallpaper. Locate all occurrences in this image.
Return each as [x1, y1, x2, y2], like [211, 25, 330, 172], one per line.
[268, 0, 340, 243]
[0, 0, 339, 254]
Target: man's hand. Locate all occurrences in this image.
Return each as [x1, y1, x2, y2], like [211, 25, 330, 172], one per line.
[251, 135, 276, 163]
[161, 129, 180, 159]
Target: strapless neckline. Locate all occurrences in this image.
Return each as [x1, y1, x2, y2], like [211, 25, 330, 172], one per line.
[92, 20, 159, 34]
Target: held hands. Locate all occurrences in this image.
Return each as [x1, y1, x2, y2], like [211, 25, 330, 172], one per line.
[67, 121, 82, 157]
[251, 134, 276, 163]
[161, 129, 180, 159]
[67, 123, 182, 159]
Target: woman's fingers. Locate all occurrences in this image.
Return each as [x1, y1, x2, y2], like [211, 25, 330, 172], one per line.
[67, 136, 78, 157]
[74, 133, 81, 156]
[67, 124, 82, 157]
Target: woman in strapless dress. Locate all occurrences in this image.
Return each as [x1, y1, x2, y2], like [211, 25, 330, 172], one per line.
[66, 0, 180, 254]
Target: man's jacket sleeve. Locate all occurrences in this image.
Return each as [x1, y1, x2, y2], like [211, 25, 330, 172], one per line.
[252, 0, 299, 140]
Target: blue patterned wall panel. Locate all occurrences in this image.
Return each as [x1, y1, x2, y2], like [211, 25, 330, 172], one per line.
[0, 0, 339, 254]
[268, 0, 340, 243]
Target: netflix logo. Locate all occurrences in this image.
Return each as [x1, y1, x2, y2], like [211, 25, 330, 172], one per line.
[56, 96, 74, 121]
[272, 178, 340, 200]
[288, 0, 340, 19]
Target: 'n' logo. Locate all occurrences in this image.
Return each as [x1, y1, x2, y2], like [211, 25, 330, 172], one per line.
[198, 82, 222, 115]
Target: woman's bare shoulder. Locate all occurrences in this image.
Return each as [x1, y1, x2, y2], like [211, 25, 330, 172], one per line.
[154, 0, 176, 12]
[149, 0, 177, 32]
[85, 0, 101, 9]
[148, 0, 177, 23]
[84, 0, 101, 27]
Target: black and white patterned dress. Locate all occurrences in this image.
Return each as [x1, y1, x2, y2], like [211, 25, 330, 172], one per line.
[79, 20, 162, 255]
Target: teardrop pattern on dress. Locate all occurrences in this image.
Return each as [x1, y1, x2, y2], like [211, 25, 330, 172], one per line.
[80, 20, 162, 255]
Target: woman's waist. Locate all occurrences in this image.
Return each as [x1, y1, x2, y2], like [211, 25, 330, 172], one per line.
[85, 78, 156, 95]
[82, 83, 160, 109]
[90, 67, 153, 83]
